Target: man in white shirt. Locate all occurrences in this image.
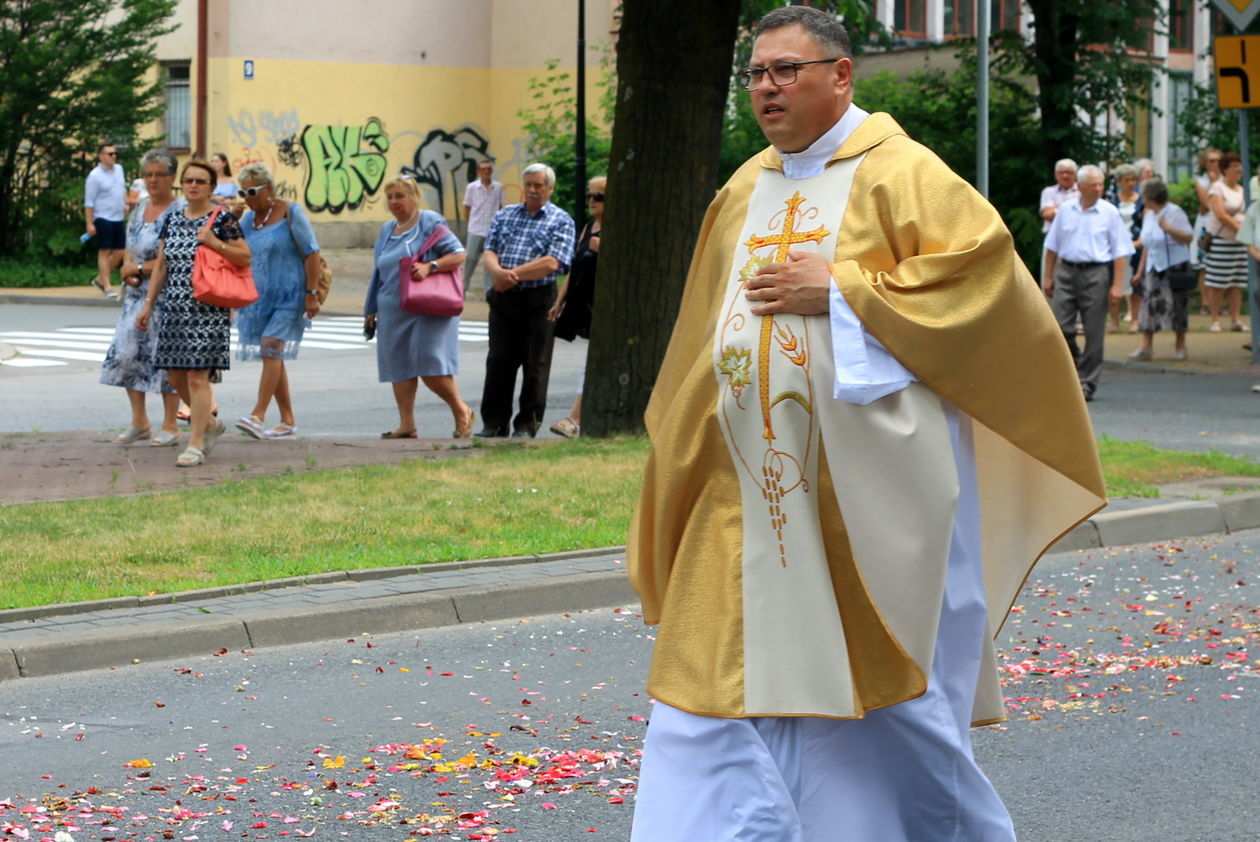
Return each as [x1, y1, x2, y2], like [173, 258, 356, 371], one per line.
[461, 160, 506, 297]
[1043, 164, 1135, 401]
[84, 142, 128, 299]
[1039, 159, 1078, 286]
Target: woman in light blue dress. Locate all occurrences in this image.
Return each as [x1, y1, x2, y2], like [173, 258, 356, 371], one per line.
[209, 153, 239, 208]
[364, 176, 474, 439]
[234, 162, 321, 439]
[100, 148, 184, 447]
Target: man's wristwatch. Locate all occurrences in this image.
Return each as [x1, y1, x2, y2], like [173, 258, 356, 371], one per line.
[428, 261, 439, 274]
[306, 289, 319, 296]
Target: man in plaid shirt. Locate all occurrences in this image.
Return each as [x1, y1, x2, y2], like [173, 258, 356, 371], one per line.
[475, 163, 577, 438]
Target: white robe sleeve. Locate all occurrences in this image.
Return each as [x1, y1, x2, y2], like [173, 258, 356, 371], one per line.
[829, 283, 917, 405]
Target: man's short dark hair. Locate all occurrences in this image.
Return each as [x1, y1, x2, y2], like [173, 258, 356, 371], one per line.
[753, 5, 852, 60]
[98, 141, 115, 153]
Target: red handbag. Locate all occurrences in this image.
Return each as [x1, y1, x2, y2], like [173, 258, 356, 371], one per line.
[192, 207, 258, 309]
[399, 222, 464, 317]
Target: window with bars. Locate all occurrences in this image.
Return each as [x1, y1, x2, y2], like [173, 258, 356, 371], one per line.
[894, 0, 927, 37]
[938, 1, 1025, 39]
[1169, 0, 1195, 51]
[1167, 72, 1195, 183]
[163, 61, 191, 150]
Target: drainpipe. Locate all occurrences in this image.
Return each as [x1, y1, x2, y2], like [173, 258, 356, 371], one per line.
[196, 0, 208, 155]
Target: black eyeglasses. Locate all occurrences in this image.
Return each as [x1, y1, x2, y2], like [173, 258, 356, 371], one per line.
[737, 58, 839, 91]
[243, 185, 268, 197]
[587, 192, 605, 202]
[182, 177, 210, 185]
[103, 151, 117, 156]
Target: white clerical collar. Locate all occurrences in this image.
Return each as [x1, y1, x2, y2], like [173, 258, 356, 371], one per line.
[777, 104, 870, 180]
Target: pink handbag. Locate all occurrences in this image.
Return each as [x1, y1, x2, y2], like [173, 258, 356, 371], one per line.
[192, 207, 258, 309]
[399, 222, 464, 317]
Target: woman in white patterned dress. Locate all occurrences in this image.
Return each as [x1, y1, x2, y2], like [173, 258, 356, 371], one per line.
[100, 148, 184, 447]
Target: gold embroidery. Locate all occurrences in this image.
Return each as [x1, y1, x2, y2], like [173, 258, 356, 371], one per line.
[717, 191, 830, 567]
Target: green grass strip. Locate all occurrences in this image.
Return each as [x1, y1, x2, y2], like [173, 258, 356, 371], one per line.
[2, 434, 1258, 610]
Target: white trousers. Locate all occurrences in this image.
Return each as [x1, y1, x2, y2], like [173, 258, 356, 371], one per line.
[630, 411, 1017, 842]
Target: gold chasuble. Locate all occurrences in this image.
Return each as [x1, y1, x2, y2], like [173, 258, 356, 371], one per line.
[628, 112, 1106, 724]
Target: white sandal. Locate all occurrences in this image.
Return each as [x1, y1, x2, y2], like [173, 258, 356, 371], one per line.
[236, 414, 265, 439]
[150, 429, 180, 447]
[203, 418, 227, 455]
[114, 426, 151, 445]
[264, 423, 298, 438]
[176, 445, 205, 467]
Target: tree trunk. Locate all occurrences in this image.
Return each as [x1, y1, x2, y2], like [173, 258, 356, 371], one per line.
[583, 0, 742, 436]
[1028, 0, 1080, 168]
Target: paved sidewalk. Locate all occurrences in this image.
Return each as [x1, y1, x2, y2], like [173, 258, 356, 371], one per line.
[0, 248, 491, 322]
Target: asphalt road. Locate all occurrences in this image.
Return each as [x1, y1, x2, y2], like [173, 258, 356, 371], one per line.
[2, 530, 1257, 841]
[0, 304, 588, 439]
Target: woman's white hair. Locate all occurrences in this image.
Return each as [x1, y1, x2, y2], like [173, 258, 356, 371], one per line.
[237, 161, 274, 187]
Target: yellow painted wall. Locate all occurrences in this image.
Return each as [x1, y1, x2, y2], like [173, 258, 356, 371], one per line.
[203, 56, 605, 242]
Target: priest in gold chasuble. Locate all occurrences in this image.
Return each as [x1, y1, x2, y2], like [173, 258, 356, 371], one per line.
[627, 8, 1105, 842]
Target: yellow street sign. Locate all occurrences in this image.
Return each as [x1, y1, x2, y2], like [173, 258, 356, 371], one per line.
[1216, 36, 1260, 109]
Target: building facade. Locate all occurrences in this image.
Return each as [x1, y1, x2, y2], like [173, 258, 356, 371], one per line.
[147, 0, 613, 245]
[870, 0, 1218, 183]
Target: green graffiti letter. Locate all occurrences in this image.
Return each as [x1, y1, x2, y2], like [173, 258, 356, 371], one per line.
[301, 117, 390, 214]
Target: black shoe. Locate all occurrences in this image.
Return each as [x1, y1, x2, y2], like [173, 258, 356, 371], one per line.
[1083, 387, 1095, 403]
[474, 427, 507, 438]
[510, 429, 535, 438]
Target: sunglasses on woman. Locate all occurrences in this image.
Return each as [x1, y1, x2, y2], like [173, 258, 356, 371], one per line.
[587, 192, 605, 201]
[243, 185, 269, 197]
[182, 177, 210, 185]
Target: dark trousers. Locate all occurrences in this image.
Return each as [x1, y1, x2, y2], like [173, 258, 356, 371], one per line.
[1051, 261, 1110, 394]
[480, 284, 557, 434]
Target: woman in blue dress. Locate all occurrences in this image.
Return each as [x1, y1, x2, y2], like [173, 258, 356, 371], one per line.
[209, 153, 239, 208]
[363, 176, 474, 439]
[234, 162, 321, 439]
[100, 148, 184, 446]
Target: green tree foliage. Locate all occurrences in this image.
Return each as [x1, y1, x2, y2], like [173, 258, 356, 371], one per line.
[996, 0, 1166, 168]
[516, 55, 615, 218]
[0, 0, 178, 258]
[855, 49, 1045, 270]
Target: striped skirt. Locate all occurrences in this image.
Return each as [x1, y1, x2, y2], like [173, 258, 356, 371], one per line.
[1203, 237, 1249, 288]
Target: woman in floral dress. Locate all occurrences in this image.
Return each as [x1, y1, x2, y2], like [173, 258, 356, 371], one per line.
[100, 148, 184, 447]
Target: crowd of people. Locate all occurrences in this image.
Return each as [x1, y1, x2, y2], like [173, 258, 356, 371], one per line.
[86, 147, 599, 467]
[1039, 149, 1258, 402]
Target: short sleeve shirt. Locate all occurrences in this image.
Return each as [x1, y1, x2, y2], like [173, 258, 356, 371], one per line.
[484, 202, 577, 288]
[85, 164, 127, 221]
[1040, 184, 1079, 233]
[1043, 198, 1136, 263]
[463, 180, 506, 238]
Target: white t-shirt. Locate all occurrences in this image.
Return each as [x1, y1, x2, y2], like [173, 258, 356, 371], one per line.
[84, 163, 127, 221]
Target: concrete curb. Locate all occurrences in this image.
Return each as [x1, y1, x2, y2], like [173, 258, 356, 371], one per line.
[1052, 493, 1260, 550]
[1, 571, 635, 680]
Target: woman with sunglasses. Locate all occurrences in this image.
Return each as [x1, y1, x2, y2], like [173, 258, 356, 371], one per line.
[547, 175, 605, 439]
[136, 158, 251, 467]
[100, 148, 185, 447]
[233, 162, 322, 439]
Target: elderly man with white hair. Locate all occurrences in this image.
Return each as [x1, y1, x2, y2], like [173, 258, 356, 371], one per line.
[474, 163, 576, 438]
[1043, 163, 1135, 401]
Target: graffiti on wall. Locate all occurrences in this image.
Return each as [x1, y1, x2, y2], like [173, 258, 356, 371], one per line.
[301, 117, 391, 214]
[227, 108, 302, 149]
[228, 115, 501, 220]
[399, 125, 491, 216]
